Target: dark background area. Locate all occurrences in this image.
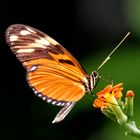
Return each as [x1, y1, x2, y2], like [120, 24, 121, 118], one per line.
[0, 0, 140, 140]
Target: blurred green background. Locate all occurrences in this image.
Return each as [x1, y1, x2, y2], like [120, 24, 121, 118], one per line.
[1, 0, 140, 140]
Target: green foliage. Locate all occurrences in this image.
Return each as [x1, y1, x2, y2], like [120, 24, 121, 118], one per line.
[81, 42, 140, 140]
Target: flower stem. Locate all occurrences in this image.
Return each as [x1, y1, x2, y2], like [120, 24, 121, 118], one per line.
[124, 121, 140, 139]
[108, 96, 127, 125]
[108, 96, 140, 139]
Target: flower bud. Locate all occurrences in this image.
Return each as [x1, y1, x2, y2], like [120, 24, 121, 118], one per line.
[124, 90, 134, 119]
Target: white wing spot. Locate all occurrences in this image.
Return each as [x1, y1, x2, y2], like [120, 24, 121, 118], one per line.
[66, 102, 71, 106]
[20, 30, 30, 35]
[57, 102, 62, 106]
[61, 103, 65, 106]
[29, 65, 38, 72]
[34, 90, 38, 95]
[32, 88, 35, 91]
[45, 36, 58, 45]
[52, 101, 56, 105]
[16, 49, 35, 53]
[35, 38, 50, 45]
[47, 99, 52, 103]
[9, 35, 18, 41]
[38, 94, 42, 97]
[28, 43, 47, 49]
[42, 97, 46, 101]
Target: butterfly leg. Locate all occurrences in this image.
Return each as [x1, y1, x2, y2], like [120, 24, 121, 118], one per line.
[52, 102, 76, 123]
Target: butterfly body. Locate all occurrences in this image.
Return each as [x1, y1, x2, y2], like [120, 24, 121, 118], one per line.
[5, 24, 98, 123]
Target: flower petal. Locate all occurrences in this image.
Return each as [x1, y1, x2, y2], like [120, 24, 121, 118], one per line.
[111, 83, 123, 91]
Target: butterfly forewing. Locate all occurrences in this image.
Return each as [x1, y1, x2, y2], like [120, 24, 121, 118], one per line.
[6, 24, 86, 75]
[5, 24, 89, 105]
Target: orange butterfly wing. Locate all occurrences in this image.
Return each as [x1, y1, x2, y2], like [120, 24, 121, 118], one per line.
[5, 24, 89, 106]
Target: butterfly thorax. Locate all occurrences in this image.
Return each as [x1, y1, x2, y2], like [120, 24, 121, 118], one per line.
[86, 71, 98, 92]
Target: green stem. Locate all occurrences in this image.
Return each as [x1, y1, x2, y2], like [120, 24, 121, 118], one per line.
[124, 121, 140, 139]
[108, 96, 127, 125]
[108, 96, 140, 139]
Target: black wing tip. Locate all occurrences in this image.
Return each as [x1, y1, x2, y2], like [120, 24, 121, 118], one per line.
[5, 24, 32, 46]
[6, 24, 28, 30]
[5, 24, 32, 36]
[5, 24, 21, 44]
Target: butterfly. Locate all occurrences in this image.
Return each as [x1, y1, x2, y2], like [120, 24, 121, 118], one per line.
[5, 24, 128, 123]
[5, 24, 99, 123]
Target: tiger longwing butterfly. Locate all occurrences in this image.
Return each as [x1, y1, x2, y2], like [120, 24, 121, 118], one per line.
[5, 24, 98, 123]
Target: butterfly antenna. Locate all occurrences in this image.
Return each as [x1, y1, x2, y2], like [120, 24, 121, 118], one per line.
[97, 32, 130, 71]
[99, 76, 113, 85]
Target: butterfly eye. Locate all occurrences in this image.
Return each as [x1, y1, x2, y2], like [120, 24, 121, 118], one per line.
[92, 71, 98, 79]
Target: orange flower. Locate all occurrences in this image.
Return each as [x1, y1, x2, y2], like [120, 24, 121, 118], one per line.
[93, 83, 123, 108]
[93, 83, 137, 126]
